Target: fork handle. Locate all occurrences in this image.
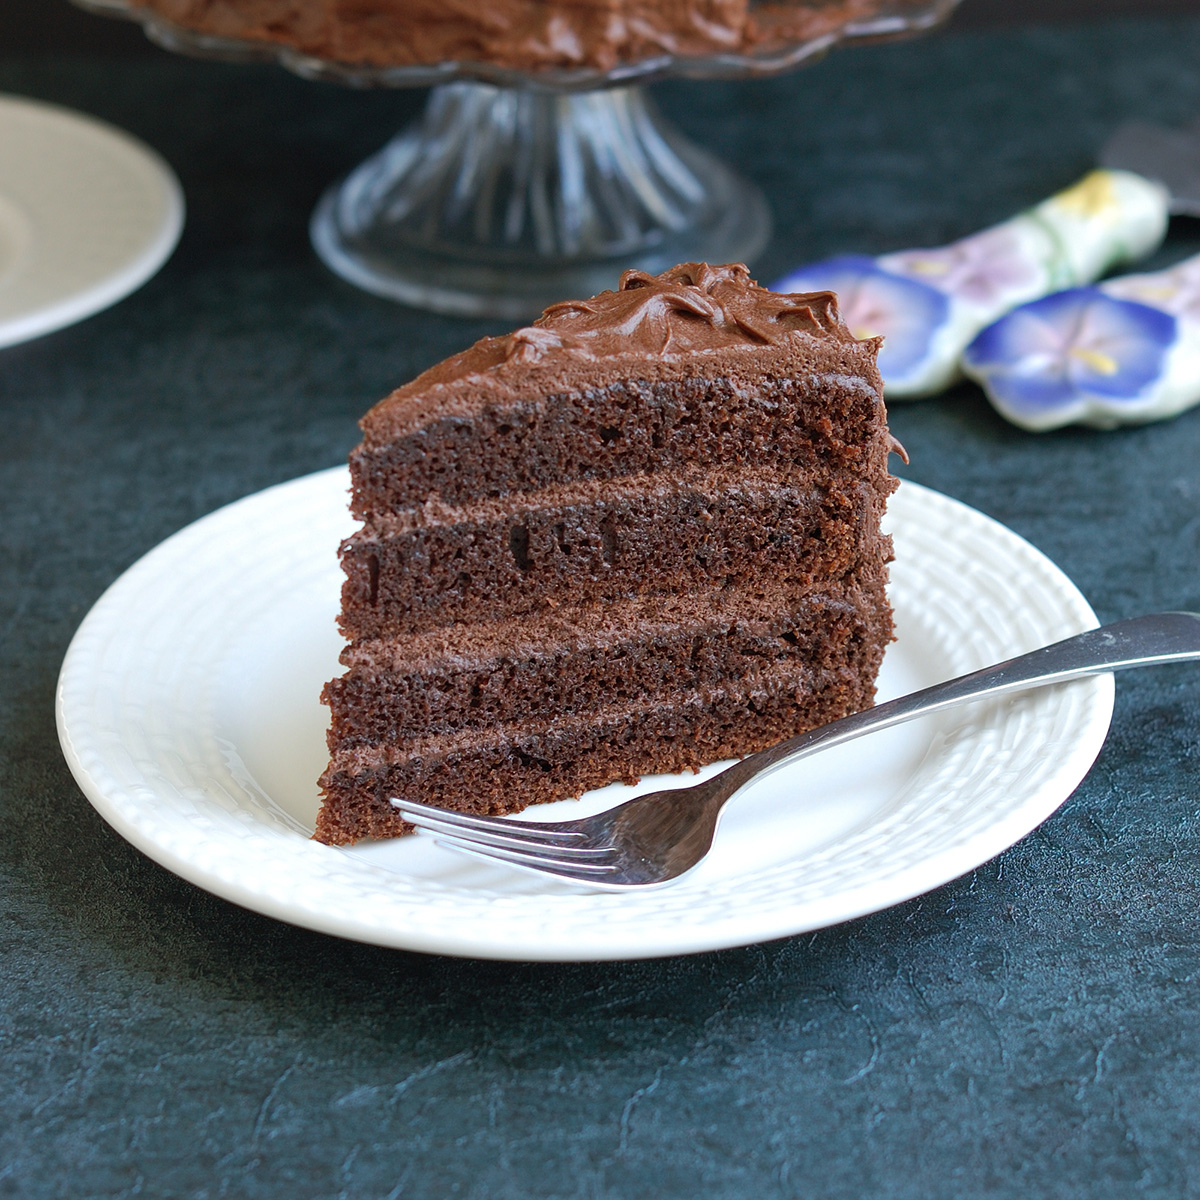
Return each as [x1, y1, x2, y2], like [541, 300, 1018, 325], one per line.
[716, 612, 1200, 797]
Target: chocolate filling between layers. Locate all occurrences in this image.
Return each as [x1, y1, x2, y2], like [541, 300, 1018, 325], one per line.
[327, 563, 889, 746]
[315, 612, 890, 846]
[339, 466, 889, 638]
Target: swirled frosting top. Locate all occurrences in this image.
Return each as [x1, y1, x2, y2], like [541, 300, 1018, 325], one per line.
[363, 262, 875, 444]
[410, 262, 848, 380]
[515, 262, 847, 357]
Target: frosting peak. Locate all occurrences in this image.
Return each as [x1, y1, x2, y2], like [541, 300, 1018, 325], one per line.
[365, 261, 870, 443]
[502, 262, 845, 362]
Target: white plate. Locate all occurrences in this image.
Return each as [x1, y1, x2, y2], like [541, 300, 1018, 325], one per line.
[56, 468, 1112, 961]
[0, 94, 184, 349]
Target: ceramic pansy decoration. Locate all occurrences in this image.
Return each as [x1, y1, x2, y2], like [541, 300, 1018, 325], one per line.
[963, 254, 1200, 431]
[774, 169, 1169, 398]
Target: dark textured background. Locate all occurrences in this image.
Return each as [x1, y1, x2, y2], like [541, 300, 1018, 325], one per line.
[5, 8, 1200, 1199]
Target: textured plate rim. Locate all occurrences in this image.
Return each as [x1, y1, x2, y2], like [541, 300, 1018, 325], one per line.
[0, 94, 185, 350]
[56, 468, 1113, 961]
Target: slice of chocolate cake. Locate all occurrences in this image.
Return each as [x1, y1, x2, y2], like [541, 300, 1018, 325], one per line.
[316, 262, 896, 845]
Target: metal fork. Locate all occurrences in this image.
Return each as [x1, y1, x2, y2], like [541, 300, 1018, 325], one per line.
[392, 612, 1200, 890]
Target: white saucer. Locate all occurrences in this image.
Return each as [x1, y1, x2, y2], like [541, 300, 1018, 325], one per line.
[0, 94, 184, 350]
[56, 469, 1112, 961]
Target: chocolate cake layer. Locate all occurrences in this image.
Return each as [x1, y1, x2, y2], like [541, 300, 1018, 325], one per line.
[339, 467, 888, 638]
[326, 564, 889, 746]
[315, 655, 884, 845]
[351, 372, 887, 516]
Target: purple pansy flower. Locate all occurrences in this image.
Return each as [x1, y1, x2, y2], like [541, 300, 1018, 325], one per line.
[1106, 256, 1200, 323]
[963, 288, 1177, 427]
[884, 226, 1041, 308]
[774, 255, 950, 381]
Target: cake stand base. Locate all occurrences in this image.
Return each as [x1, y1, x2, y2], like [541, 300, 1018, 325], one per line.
[310, 82, 771, 319]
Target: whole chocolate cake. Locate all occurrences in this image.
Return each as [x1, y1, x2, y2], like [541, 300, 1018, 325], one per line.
[315, 262, 897, 844]
[131, 0, 893, 70]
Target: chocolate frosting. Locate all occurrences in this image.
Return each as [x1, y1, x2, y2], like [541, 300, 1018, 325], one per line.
[409, 265, 812, 382]
[360, 262, 880, 447]
[133, 0, 897, 71]
[457, 263, 845, 369]
[518, 262, 845, 355]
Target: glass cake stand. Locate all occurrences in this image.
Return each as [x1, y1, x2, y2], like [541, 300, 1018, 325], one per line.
[74, 0, 961, 318]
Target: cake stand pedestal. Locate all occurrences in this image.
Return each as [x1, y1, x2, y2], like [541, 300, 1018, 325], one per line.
[309, 82, 770, 319]
[72, 0, 961, 317]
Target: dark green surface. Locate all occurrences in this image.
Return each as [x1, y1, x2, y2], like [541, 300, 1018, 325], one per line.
[4, 18, 1200, 1198]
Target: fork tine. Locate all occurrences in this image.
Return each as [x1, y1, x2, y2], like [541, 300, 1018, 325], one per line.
[391, 798, 588, 842]
[401, 809, 616, 858]
[430, 836, 622, 880]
